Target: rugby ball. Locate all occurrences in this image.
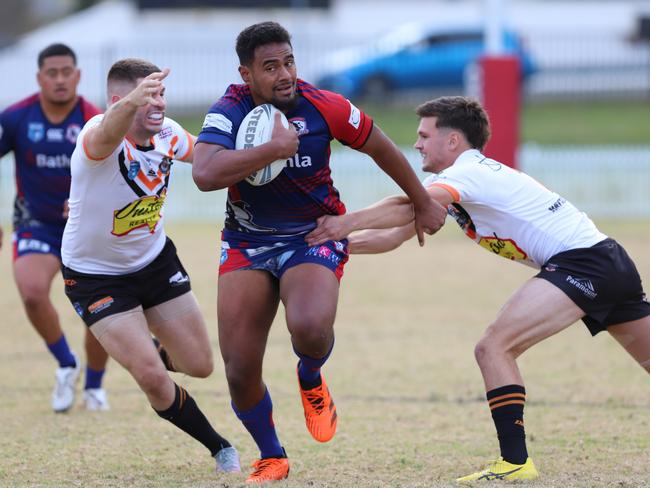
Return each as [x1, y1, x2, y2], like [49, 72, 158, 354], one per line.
[235, 103, 290, 186]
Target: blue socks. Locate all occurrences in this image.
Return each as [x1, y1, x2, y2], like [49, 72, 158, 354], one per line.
[84, 366, 105, 390]
[233, 388, 283, 459]
[294, 339, 334, 389]
[47, 335, 76, 368]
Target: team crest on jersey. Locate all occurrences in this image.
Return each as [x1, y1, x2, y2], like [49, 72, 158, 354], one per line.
[289, 117, 309, 136]
[65, 124, 81, 144]
[128, 160, 140, 180]
[27, 122, 44, 142]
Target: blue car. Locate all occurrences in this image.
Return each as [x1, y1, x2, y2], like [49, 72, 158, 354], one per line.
[315, 22, 536, 99]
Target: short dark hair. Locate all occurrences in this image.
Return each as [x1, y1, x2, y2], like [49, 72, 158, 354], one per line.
[107, 58, 161, 85]
[38, 43, 76, 68]
[236, 21, 292, 66]
[416, 96, 491, 150]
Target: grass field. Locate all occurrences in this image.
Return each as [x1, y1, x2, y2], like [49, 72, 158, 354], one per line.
[172, 99, 650, 147]
[1, 221, 649, 487]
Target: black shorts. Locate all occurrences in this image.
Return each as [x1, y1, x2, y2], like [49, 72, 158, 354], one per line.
[536, 238, 650, 336]
[62, 238, 192, 327]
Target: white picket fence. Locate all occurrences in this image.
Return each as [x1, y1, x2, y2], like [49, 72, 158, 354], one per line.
[1, 145, 649, 226]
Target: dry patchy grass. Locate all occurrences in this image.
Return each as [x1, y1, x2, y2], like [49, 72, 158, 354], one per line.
[1, 221, 649, 487]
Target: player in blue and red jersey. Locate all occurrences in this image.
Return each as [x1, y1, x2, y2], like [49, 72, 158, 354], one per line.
[192, 21, 447, 482]
[0, 43, 109, 412]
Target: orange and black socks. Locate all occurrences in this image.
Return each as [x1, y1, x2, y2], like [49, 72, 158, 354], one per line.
[155, 383, 231, 457]
[487, 384, 528, 465]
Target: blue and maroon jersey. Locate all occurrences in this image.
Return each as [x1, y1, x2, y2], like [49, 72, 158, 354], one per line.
[0, 93, 101, 229]
[197, 79, 373, 235]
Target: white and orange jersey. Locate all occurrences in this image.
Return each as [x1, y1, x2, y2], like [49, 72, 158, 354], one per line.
[423, 149, 606, 268]
[61, 114, 193, 274]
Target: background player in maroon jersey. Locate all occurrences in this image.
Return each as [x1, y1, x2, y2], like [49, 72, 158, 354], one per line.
[193, 21, 446, 483]
[0, 43, 109, 413]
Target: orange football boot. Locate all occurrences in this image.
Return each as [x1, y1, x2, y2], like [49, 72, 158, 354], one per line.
[298, 367, 338, 442]
[245, 456, 290, 484]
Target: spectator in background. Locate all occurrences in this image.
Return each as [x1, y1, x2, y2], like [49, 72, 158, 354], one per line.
[0, 43, 110, 412]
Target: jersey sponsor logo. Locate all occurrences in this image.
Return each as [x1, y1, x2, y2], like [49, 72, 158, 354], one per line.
[168, 271, 189, 286]
[305, 245, 341, 265]
[289, 117, 309, 136]
[88, 296, 114, 314]
[36, 153, 70, 168]
[548, 197, 566, 213]
[46, 128, 64, 142]
[285, 153, 312, 168]
[73, 301, 84, 317]
[566, 275, 597, 299]
[65, 124, 81, 144]
[158, 126, 173, 139]
[478, 157, 502, 171]
[347, 101, 361, 129]
[203, 113, 233, 133]
[478, 233, 528, 261]
[17, 238, 51, 253]
[112, 192, 166, 236]
[27, 122, 44, 142]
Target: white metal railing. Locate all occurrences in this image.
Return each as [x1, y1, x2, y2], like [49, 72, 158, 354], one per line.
[2, 145, 649, 227]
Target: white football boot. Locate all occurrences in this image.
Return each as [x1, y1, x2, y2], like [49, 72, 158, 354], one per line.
[83, 388, 110, 411]
[51, 355, 81, 413]
[214, 446, 241, 473]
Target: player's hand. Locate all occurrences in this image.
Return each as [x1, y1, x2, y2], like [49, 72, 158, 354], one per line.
[305, 215, 352, 246]
[270, 112, 299, 160]
[125, 68, 170, 107]
[412, 198, 447, 246]
[62, 199, 70, 219]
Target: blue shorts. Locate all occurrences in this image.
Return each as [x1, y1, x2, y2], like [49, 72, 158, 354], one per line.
[12, 225, 64, 260]
[219, 229, 349, 281]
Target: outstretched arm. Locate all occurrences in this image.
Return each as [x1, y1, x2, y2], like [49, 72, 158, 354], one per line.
[348, 223, 417, 254]
[305, 194, 413, 246]
[359, 124, 446, 245]
[84, 69, 170, 160]
[306, 185, 453, 247]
